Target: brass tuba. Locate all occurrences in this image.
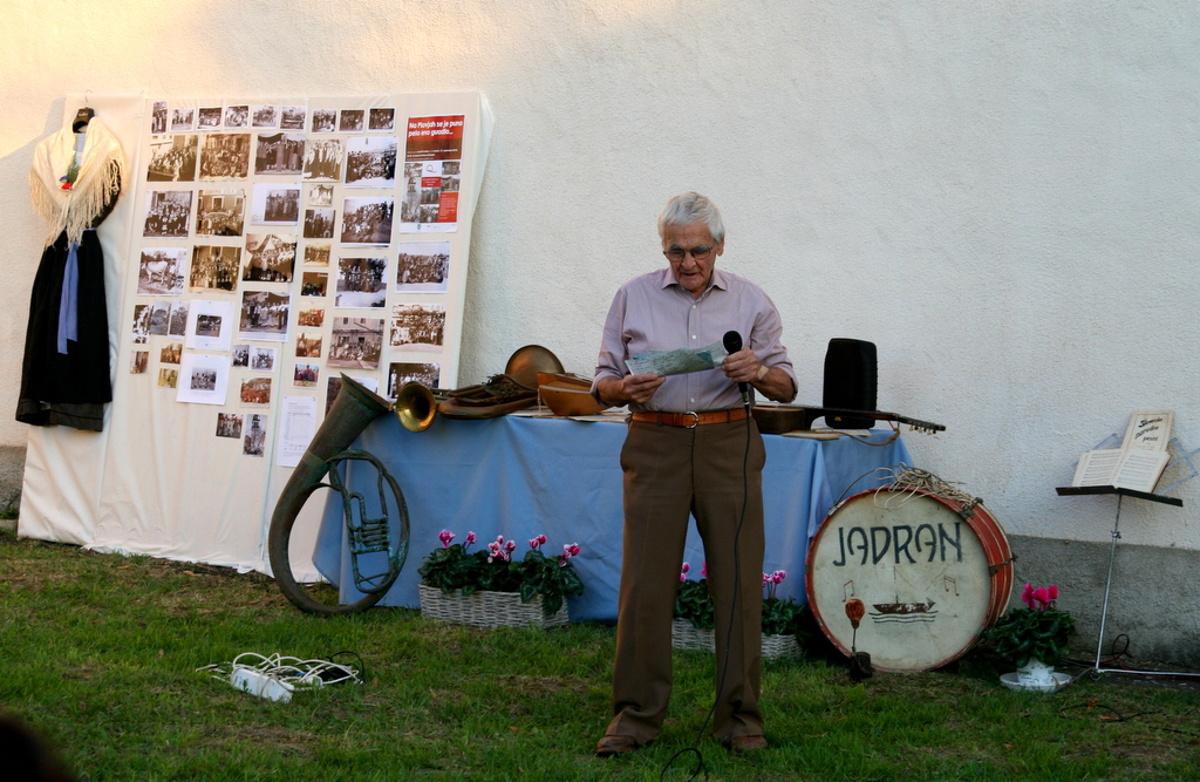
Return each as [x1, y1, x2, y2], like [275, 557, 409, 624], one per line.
[268, 374, 412, 614]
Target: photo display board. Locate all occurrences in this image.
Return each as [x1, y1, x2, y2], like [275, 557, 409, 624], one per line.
[19, 93, 492, 577]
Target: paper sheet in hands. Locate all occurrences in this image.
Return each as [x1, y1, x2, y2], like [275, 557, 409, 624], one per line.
[625, 340, 727, 377]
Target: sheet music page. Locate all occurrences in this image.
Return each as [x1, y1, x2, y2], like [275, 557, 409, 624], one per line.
[1111, 449, 1171, 492]
[1072, 449, 1124, 487]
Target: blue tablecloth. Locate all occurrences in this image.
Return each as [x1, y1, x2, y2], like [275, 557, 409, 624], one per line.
[314, 414, 911, 621]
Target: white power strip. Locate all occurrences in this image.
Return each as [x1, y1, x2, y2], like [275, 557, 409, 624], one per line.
[230, 666, 296, 703]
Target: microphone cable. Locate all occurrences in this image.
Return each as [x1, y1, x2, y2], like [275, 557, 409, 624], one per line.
[660, 392, 756, 781]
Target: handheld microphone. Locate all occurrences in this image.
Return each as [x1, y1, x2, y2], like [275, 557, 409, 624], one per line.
[723, 330, 750, 405]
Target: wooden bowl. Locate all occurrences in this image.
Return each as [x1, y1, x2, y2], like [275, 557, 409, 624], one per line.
[537, 373, 607, 416]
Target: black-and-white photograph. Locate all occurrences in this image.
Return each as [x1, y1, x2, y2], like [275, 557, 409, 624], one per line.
[295, 332, 322, 358]
[297, 307, 324, 327]
[149, 301, 172, 335]
[369, 108, 396, 131]
[387, 362, 440, 398]
[345, 136, 397, 187]
[231, 344, 250, 368]
[328, 317, 384, 369]
[395, 241, 450, 293]
[130, 351, 148, 375]
[240, 377, 271, 406]
[243, 414, 267, 457]
[151, 100, 167, 134]
[147, 135, 198, 182]
[250, 346, 276, 371]
[200, 134, 250, 180]
[340, 196, 393, 245]
[301, 271, 328, 296]
[250, 184, 301, 225]
[303, 243, 330, 266]
[195, 189, 245, 237]
[195, 313, 223, 338]
[251, 105, 278, 128]
[137, 248, 187, 295]
[390, 303, 446, 351]
[190, 366, 218, 392]
[239, 290, 290, 340]
[143, 190, 193, 238]
[335, 255, 388, 308]
[280, 105, 306, 130]
[224, 105, 249, 129]
[303, 138, 343, 181]
[311, 109, 337, 133]
[170, 107, 195, 132]
[160, 342, 182, 365]
[197, 107, 222, 129]
[308, 183, 334, 207]
[338, 109, 364, 132]
[168, 301, 189, 336]
[303, 208, 335, 239]
[293, 362, 320, 388]
[188, 245, 240, 292]
[158, 368, 178, 389]
[254, 132, 305, 176]
[216, 412, 243, 438]
[241, 233, 297, 283]
[131, 304, 150, 344]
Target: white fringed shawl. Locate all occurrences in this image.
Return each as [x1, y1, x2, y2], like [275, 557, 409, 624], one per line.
[29, 116, 125, 247]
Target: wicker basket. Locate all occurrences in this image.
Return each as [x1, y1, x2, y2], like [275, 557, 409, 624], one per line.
[418, 584, 569, 629]
[671, 618, 803, 660]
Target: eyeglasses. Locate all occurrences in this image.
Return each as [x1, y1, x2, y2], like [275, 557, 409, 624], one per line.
[663, 245, 714, 263]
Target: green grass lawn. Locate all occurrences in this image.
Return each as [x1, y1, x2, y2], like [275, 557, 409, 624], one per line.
[2, 527, 1198, 781]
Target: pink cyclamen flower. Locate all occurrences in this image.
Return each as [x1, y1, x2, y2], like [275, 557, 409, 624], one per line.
[1031, 587, 1051, 610]
[1021, 583, 1036, 610]
[528, 534, 548, 549]
[680, 562, 691, 583]
[762, 573, 771, 588]
[701, 562, 708, 578]
[1047, 584, 1059, 602]
[465, 531, 477, 546]
[438, 529, 455, 548]
[505, 539, 516, 553]
[772, 570, 787, 585]
[563, 543, 581, 558]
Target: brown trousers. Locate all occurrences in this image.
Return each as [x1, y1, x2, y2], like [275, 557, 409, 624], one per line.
[605, 417, 766, 743]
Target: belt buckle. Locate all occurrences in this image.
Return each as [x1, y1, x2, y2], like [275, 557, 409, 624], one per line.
[684, 411, 700, 429]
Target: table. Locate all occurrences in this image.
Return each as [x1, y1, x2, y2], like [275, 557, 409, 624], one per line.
[314, 414, 911, 622]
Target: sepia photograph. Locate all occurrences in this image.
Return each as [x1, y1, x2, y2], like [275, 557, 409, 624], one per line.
[340, 196, 393, 244]
[369, 107, 396, 131]
[199, 134, 251, 180]
[143, 190, 193, 238]
[395, 241, 450, 293]
[303, 208, 335, 239]
[280, 105, 306, 130]
[157, 367, 178, 389]
[148, 300, 171, 336]
[160, 342, 182, 365]
[303, 138, 343, 181]
[130, 351, 148, 374]
[197, 107, 222, 129]
[301, 271, 328, 297]
[303, 242, 331, 266]
[150, 100, 168, 134]
[147, 135, 198, 182]
[195, 188, 246, 237]
[188, 245, 240, 292]
[390, 303, 446, 351]
[168, 301, 189, 337]
[250, 346, 276, 372]
[335, 255, 387, 308]
[243, 414, 267, 457]
[297, 307, 324, 327]
[131, 304, 150, 344]
[137, 248, 187, 295]
[311, 108, 337, 133]
[255, 132, 305, 176]
[295, 331, 322, 359]
[216, 412, 243, 439]
[387, 362, 440, 399]
[308, 183, 334, 207]
[338, 109, 364, 132]
[239, 290, 290, 341]
[251, 105, 278, 128]
[224, 105, 249, 129]
[250, 183, 301, 225]
[328, 316, 384, 369]
[170, 107, 194, 132]
[345, 136, 397, 187]
[241, 233, 297, 283]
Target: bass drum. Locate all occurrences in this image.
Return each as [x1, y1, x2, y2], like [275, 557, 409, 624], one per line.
[806, 486, 1013, 672]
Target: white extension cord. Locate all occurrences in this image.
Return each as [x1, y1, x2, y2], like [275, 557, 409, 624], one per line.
[198, 651, 363, 703]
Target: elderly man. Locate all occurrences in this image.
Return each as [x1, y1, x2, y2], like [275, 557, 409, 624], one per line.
[592, 192, 797, 756]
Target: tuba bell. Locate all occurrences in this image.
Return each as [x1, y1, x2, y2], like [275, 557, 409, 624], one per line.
[394, 381, 437, 432]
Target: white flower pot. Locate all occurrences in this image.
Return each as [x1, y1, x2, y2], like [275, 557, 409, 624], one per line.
[1016, 659, 1056, 688]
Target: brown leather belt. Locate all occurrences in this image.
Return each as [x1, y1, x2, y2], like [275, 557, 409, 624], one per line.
[631, 408, 749, 428]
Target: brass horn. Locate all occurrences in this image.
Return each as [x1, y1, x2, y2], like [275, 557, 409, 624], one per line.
[394, 381, 437, 432]
[268, 374, 408, 615]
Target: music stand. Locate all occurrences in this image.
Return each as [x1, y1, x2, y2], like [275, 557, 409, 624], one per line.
[1054, 485, 1194, 679]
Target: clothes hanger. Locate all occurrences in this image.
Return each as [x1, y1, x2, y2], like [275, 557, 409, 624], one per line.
[72, 92, 94, 132]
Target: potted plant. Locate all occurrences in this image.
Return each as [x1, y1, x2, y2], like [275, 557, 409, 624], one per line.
[672, 563, 809, 659]
[984, 583, 1076, 690]
[417, 529, 584, 628]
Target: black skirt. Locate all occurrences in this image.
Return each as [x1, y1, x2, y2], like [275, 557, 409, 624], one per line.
[16, 230, 112, 431]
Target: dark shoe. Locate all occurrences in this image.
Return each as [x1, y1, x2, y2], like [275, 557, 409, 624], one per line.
[595, 734, 640, 757]
[727, 734, 768, 754]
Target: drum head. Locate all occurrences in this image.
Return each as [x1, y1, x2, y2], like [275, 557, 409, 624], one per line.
[806, 487, 1012, 673]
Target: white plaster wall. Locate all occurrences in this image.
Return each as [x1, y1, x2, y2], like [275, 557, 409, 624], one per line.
[2, 0, 1197, 549]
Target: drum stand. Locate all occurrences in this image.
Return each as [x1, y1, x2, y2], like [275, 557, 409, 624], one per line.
[1055, 485, 1193, 679]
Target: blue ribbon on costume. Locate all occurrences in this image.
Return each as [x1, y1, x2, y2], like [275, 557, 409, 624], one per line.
[57, 240, 80, 354]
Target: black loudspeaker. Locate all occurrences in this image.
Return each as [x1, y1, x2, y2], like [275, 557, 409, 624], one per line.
[823, 338, 877, 429]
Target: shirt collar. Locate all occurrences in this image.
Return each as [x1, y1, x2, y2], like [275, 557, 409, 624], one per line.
[657, 266, 729, 295]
